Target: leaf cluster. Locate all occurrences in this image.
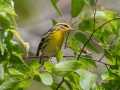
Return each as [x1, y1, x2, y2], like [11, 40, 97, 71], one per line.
[1, 0, 120, 90]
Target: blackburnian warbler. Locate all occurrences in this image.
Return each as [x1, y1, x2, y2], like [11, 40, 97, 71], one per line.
[36, 23, 74, 63]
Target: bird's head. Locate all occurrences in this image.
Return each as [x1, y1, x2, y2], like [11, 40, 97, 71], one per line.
[54, 23, 75, 33]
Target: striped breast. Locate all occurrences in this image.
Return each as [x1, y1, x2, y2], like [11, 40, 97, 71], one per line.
[42, 31, 64, 56]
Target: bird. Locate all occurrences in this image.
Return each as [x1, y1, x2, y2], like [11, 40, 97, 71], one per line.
[36, 22, 75, 64]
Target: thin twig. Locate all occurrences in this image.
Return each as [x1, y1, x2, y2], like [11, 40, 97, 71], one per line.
[64, 31, 70, 49]
[56, 78, 64, 90]
[71, 20, 80, 26]
[70, 17, 72, 25]
[77, 17, 120, 60]
[91, 38, 117, 62]
[104, 64, 109, 70]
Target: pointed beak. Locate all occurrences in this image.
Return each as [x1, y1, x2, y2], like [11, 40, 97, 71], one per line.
[70, 27, 75, 31]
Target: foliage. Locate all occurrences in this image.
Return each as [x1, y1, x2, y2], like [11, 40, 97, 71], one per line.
[0, 0, 120, 90]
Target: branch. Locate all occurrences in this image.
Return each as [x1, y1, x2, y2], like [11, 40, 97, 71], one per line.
[22, 55, 76, 59]
[22, 55, 110, 66]
[77, 17, 120, 60]
[56, 78, 64, 90]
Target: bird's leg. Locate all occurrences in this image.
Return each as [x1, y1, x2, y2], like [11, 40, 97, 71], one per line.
[48, 56, 53, 64]
[39, 53, 44, 64]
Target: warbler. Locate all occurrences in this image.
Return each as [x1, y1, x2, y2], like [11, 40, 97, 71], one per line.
[36, 22, 74, 63]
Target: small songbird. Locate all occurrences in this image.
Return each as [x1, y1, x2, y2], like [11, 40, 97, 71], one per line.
[36, 22, 75, 63]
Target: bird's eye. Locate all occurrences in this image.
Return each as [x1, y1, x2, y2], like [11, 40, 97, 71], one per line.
[63, 24, 69, 28]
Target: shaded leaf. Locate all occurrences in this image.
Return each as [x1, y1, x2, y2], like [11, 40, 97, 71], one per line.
[79, 58, 97, 68]
[14, 78, 31, 90]
[16, 64, 30, 74]
[9, 51, 25, 65]
[0, 12, 10, 29]
[101, 71, 120, 80]
[50, 83, 66, 90]
[0, 78, 18, 90]
[0, 64, 4, 82]
[33, 74, 41, 83]
[75, 32, 99, 53]
[0, 31, 7, 55]
[105, 51, 116, 65]
[65, 72, 81, 90]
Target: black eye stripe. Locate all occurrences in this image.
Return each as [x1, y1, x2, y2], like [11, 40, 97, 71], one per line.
[64, 24, 69, 28]
[58, 24, 69, 28]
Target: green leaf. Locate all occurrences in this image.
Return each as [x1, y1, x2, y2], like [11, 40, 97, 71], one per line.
[56, 48, 63, 62]
[29, 59, 40, 74]
[52, 0, 59, 4]
[14, 78, 31, 90]
[80, 70, 98, 90]
[9, 51, 25, 65]
[68, 37, 77, 51]
[104, 10, 119, 35]
[44, 61, 54, 73]
[8, 68, 23, 76]
[16, 64, 30, 74]
[33, 74, 41, 83]
[65, 72, 81, 90]
[10, 30, 27, 49]
[80, 11, 106, 21]
[71, 0, 84, 18]
[0, 78, 18, 90]
[0, 31, 7, 55]
[101, 71, 120, 80]
[84, 0, 96, 6]
[79, 58, 97, 68]
[52, 60, 85, 77]
[50, 83, 66, 90]
[51, 0, 62, 17]
[0, 64, 4, 82]
[105, 51, 116, 65]
[40, 72, 53, 85]
[52, 18, 57, 26]
[0, 12, 10, 29]
[0, 1, 16, 15]
[74, 32, 99, 53]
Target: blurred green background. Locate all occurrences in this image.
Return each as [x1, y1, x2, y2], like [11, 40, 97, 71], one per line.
[13, 0, 120, 90]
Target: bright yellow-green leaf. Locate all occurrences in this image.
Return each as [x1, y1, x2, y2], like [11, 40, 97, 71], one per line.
[10, 30, 27, 49]
[56, 48, 63, 62]
[0, 1, 16, 15]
